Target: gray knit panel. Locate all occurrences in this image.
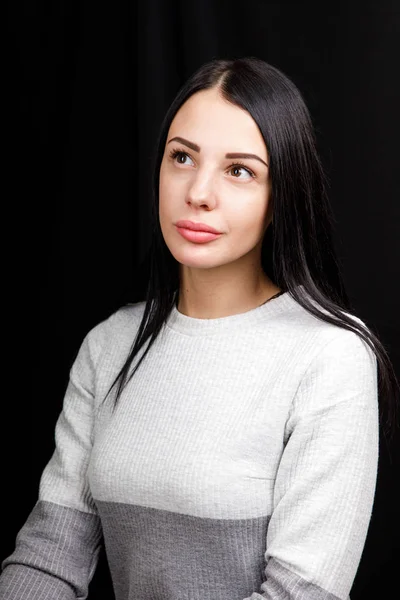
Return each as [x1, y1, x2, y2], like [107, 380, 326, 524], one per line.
[97, 500, 269, 600]
[97, 500, 344, 600]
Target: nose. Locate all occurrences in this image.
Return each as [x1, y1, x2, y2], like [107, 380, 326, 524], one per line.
[186, 174, 218, 210]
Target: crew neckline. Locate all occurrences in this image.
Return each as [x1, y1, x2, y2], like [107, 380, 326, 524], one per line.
[165, 287, 299, 336]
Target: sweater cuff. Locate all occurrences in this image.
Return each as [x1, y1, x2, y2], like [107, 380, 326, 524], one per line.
[0, 563, 76, 600]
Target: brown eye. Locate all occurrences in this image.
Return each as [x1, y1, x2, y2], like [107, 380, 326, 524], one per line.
[169, 149, 193, 165]
[228, 164, 255, 179]
[168, 148, 255, 179]
[176, 152, 186, 164]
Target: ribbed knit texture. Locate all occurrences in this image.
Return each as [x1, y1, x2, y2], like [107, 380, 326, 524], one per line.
[0, 286, 379, 599]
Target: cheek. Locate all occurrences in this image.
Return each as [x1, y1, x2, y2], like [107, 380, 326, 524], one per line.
[234, 220, 265, 249]
[158, 197, 170, 234]
[229, 199, 269, 234]
[159, 170, 178, 208]
[158, 176, 179, 237]
[159, 174, 171, 215]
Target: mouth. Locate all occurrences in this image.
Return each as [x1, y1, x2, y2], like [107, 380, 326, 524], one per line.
[175, 220, 222, 234]
[176, 225, 222, 244]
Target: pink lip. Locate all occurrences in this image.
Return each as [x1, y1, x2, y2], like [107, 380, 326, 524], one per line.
[175, 220, 222, 234]
[176, 226, 222, 244]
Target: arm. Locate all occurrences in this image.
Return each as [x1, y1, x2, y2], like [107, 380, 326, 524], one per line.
[0, 320, 109, 599]
[245, 329, 379, 600]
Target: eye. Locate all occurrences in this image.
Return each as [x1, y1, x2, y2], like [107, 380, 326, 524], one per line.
[169, 149, 194, 167]
[168, 149, 256, 180]
[227, 163, 255, 180]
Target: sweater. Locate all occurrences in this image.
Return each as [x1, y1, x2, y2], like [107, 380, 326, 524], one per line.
[0, 286, 379, 600]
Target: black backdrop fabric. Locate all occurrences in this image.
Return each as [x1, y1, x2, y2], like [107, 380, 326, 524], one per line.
[4, 1, 399, 598]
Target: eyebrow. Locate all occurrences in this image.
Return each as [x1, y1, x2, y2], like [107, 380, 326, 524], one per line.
[167, 136, 269, 168]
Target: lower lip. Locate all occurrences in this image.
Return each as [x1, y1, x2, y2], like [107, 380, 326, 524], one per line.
[176, 227, 222, 243]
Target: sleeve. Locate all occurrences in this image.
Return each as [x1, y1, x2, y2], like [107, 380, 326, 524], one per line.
[0, 320, 109, 600]
[244, 328, 379, 600]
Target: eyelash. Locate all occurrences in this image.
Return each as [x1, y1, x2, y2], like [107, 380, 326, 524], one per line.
[168, 148, 256, 178]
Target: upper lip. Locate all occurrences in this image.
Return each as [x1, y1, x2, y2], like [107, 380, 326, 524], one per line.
[175, 220, 222, 234]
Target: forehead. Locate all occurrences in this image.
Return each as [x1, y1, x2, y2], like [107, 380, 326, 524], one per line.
[168, 89, 267, 157]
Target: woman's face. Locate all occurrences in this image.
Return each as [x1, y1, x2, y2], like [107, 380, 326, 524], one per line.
[159, 87, 272, 274]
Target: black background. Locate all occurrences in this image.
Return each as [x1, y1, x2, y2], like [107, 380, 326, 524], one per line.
[3, 1, 399, 598]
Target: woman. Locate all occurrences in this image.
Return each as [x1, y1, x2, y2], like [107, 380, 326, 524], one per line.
[1, 56, 398, 600]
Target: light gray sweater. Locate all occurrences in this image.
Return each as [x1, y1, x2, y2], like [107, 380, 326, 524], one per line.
[0, 288, 379, 599]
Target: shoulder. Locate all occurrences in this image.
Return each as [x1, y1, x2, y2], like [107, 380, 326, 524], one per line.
[82, 301, 147, 364]
[288, 297, 378, 399]
[284, 301, 378, 437]
[275, 291, 377, 397]
[285, 288, 374, 352]
[107, 301, 147, 333]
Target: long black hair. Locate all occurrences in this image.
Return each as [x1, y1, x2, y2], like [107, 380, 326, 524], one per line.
[101, 56, 399, 443]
